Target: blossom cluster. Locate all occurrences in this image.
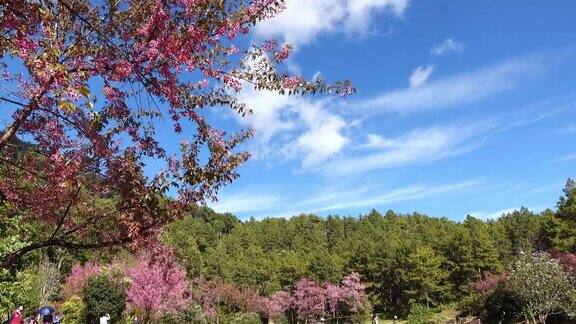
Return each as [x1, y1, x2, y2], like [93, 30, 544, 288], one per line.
[195, 272, 367, 321]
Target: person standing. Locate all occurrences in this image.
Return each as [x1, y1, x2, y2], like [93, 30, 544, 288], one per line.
[99, 313, 110, 324]
[9, 306, 23, 324]
[51, 313, 60, 324]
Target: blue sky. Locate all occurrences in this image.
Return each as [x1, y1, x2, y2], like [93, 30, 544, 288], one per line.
[206, 0, 576, 220]
[5, 1, 573, 221]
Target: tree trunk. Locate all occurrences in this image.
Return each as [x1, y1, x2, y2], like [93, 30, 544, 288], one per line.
[538, 313, 547, 324]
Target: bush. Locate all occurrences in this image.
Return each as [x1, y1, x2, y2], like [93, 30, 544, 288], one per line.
[482, 285, 522, 322]
[0, 268, 40, 317]
[226, 312, 261, 324]
[159, 304, 207, 324]
[61, 296, 85, 324]
[83, 274, 127, 323]
[407, 304, 435, 324]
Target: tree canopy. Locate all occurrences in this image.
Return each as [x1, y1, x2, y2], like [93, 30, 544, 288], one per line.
[0, 0, 352, 268]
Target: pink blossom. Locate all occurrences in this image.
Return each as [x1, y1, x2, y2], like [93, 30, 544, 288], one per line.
[277, 44, 292, 61]
[63, 262, 101, 298]
[281, 76, 303, 90]
[473, 272, 509, 293]
[111, 61, 132, 80]
[197, 79, 209, 88]
[126, 256, 190, 318]
[551, 251, 576, 277]
[292, 278, 326, 321]
[264, 291, 291, 319]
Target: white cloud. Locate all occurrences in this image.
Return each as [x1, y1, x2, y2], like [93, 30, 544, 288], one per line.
[346, 0, 410, 32]
[236, 86, 296, 143]
[321, 122, 493, 174]
[230, 52, 561, 173]
[431, 38, 465, 56]
[470, 206, 546, 220]
[236, 86, 350, 167]
[292, 102, 349, 167]
[211, 193, 280, 213]
[470, 208, 519, 220]
[364, 134, 395, 148]
[254, 0, 409, 46]
[360, 56, 543, 114]
[302, 180, 478, 213]
[409, 65, 434, 87]
[554, 154, 576, 163]
[250, 180, 478, 218]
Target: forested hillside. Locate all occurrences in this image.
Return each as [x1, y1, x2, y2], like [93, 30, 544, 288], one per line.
[158, 180, 576, 321]
[2, 181, 575, 323]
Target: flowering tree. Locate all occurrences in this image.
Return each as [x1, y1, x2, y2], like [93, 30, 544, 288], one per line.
[0, 0, 352, 268]
[62, 262, 101, 298]
[193, 273, 368, 322]
[472, 272, 509, 294]
[126, 256, 190, 322]
[551, 251, 576, 277]
[509, 253, 574, 323]
[292, 278, 327, 321]
[262, 291, 291, 320]
[340, 272, 367, 314]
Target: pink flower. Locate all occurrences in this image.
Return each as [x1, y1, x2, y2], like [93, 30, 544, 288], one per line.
[281, 76, 303, 90]
[111, 61, 132, 80]
[197, 79, 209, 88]
[126, 256, 190, 317]
[277, 44, 292, 61]
[63, 263, 101, 298]
[103, 85, 122, 100]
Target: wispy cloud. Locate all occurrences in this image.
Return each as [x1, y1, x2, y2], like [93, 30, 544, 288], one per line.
[470, 206, 546, 220]
[554, 154, 576, 163]
[320, 122, 494, 174]
[302, 180, 479, 213]
[236, 86, 350, 167]
[431, 38, 465, 56]
[409, 65, 434, 87]
[359, 56, 543, 114]
[210, 192, 281, 214]
[254, 0, 409, 47]
[470, 208, 520, 220]
[252, 180, 479, 218]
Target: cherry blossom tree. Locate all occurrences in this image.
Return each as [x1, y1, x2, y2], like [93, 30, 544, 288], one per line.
[292, 278, 327, 321]
[324, 282, 343, 319]
[551, 251, 576, 277]
[192, 273, 368, 322]
[340, 272, 367, 314]
[62, 262, 101, 298]
[126, 256, 190, 322]
[262, 291, 291, 320]
[472, 272, 509, 294]
[0, 0, 353, 268]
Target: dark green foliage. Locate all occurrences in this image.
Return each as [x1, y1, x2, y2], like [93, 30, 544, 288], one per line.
[546, 179, 576, 252]
[151, 180, 576, 321]
[406, 304, 436, 324]
[166, 208, 512, 317]
[83, 274, 127, 323]
[478, 285, 522, 322]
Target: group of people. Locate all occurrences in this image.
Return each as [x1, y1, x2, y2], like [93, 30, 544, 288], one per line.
[5, 306, 61, 324]
[7, 307, 140, 324]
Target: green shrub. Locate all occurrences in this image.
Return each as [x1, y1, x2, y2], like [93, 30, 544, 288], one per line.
[0, 267, 40, 317]
[83, 274, 127, 323]
[226, 312, 261, 324]
[61, 295, 85, 324]
[407, 304, 435, 324]
[160, 304, 207, 324]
